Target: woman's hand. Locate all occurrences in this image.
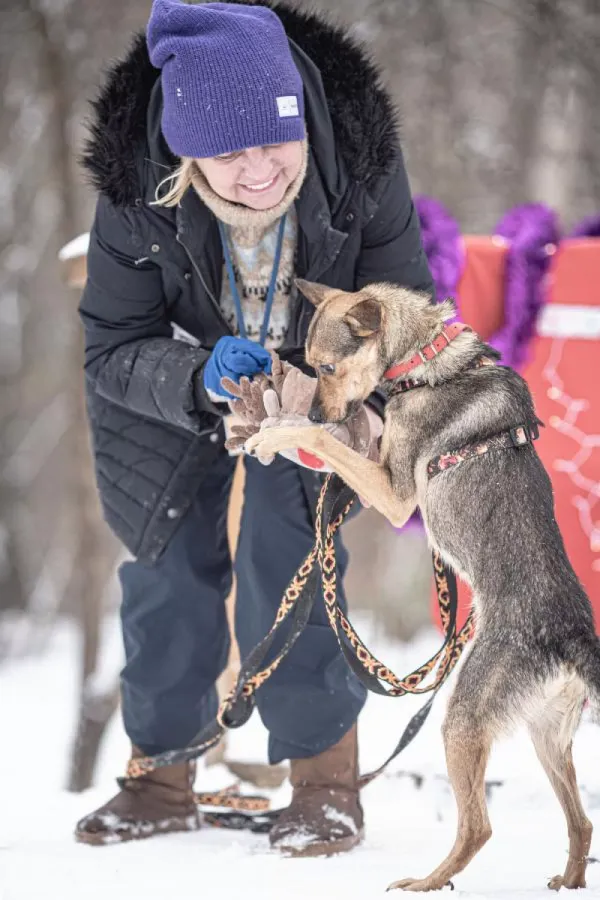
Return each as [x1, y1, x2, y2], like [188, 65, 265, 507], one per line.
[221, 354, 312, 462]
[203, 336, 273, 401]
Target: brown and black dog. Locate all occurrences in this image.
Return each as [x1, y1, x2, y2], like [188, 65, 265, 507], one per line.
[247, 279, 600, 892]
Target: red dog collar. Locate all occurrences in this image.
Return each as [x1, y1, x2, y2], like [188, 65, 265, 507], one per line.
[384, 322, 471, 381]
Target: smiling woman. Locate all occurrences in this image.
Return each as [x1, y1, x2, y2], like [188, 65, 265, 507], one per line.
[197, 141, 305, 209]
[76, 0, 434, 856]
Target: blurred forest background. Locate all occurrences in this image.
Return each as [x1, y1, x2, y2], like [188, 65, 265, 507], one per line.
[1, 0, 600, 787]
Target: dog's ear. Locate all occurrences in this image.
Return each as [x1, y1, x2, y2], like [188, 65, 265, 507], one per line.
[295, 279, 330, 307]
[344, 297, 382, 337]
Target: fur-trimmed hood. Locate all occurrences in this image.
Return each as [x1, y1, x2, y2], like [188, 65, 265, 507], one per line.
[81, 1, 400, 207]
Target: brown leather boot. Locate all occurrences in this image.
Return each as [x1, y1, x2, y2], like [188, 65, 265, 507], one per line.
[75, 746, 201, 845]
[269, 725, 364, 857]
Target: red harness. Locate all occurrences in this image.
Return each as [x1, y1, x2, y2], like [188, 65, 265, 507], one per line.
[382, 324, 541, 474]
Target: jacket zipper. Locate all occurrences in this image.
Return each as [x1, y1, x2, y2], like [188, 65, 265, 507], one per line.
[176, 233, 233, 335]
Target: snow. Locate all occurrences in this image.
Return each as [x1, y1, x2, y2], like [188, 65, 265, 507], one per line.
[323, 804, 360, 835]
[2, 619, 600, 900]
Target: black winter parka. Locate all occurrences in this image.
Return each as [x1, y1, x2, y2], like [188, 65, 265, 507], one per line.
[79, 1, 434, 562]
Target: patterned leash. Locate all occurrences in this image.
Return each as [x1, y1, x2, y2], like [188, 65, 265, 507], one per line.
[313, 474, 474, 789]
[125, 474, 473, 830]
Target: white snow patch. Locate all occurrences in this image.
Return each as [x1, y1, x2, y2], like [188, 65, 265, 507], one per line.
[273, 827, 319, 851]
[2, 618, 600, 900]
[323, 804, 359, 835]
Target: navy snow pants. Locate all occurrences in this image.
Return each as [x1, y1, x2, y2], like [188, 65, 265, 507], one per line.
[119, 453, 366, 764]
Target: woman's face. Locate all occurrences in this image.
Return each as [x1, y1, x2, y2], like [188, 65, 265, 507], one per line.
[195, 140, 304, 210]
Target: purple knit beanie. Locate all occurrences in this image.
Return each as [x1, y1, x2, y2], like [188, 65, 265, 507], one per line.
[147, 0, 306, 158]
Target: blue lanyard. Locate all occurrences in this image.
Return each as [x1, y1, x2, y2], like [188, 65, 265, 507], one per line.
[218, 214, 287, 347]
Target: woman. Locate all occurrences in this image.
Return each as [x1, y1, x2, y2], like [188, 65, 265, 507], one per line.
[76, 0, 433, 854]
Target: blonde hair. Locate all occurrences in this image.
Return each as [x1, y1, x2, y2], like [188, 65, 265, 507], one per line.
[151, 157, 196, 208]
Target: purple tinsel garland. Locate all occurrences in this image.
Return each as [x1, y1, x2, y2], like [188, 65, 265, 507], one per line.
[414, 196, 464, 304]
[490, 203, 560, 369]
[570, 214, 600, 239]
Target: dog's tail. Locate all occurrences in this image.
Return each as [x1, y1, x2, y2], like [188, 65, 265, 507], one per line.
[570, 634, 600, 721]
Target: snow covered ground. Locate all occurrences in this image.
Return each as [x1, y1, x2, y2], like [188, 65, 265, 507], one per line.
[2, 619, 600, 900]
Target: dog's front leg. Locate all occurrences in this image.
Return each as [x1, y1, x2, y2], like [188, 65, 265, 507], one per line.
[246, 426, 416, 527]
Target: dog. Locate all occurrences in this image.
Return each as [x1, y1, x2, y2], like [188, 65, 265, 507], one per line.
[246, 280, 600, 892]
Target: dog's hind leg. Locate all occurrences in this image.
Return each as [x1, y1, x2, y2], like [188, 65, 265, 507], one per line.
[389, 644, 495, 892]
[528, 678, 592, 891]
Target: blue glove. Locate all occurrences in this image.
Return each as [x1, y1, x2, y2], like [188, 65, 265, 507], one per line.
[203, 336, 273, 400]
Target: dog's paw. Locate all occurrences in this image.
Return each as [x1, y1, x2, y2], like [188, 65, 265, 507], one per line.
[245, 425, 321, 459]
[244, 431, 266, 455]
[245, 429, 287, 458]
[547, 873, 586, 891]
[387, 877, 454, 892]
[387, 878, 417, 892]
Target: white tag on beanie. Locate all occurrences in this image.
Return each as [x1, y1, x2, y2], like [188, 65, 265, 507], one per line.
[277, 95, 299, 118]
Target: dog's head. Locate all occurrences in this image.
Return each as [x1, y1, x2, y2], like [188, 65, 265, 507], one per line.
[298, 279, 459, 423]
[297, 280, 386, 424]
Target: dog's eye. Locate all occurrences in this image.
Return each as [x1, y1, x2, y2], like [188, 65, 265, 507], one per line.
[319, 364, 336, 375]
